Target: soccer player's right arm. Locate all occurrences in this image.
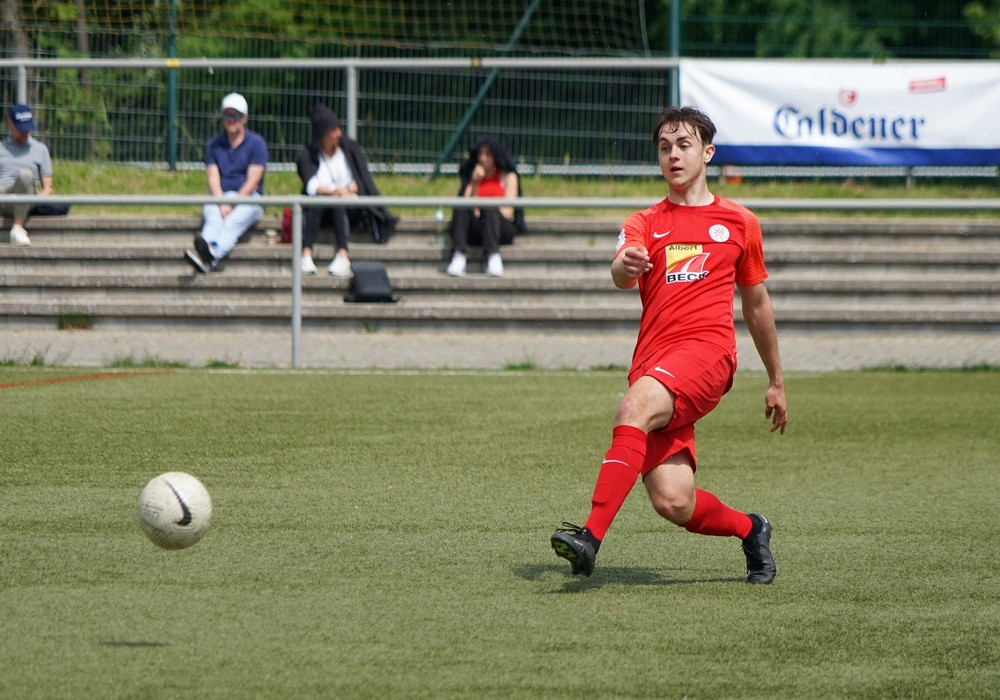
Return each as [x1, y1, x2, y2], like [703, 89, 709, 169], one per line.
[611, 214, 651, 289]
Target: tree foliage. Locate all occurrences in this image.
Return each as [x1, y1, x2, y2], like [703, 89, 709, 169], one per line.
[645, 0, 999, 58]
[11, 0, 1000, 60]
[10, 0, 1000, 163]
[965, 1, 1000, 50]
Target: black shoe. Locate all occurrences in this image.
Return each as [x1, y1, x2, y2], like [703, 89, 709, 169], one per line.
[551, 522, 599, 576]
[742, 514, 776, 584]
[185, 237, 216, 273]
[184, 249, 211, 273]
[193, 236, 214, 264]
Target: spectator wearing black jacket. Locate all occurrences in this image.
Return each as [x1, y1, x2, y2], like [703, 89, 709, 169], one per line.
[295, 104, 397, 276]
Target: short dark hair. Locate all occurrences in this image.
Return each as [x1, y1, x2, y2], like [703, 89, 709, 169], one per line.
[652, 107, 716, 146]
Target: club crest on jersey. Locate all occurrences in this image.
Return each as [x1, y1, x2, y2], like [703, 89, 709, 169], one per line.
[665, 244, 710, 283]
[709, 224, 730, 242]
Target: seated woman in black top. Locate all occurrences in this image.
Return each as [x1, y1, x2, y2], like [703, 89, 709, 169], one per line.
[296, 104, 397, 276]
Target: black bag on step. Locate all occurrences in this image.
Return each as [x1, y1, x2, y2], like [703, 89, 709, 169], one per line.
[344, 262, 397, 303]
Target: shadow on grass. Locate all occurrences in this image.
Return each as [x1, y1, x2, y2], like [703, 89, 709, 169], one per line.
[516, 563, 742, 591]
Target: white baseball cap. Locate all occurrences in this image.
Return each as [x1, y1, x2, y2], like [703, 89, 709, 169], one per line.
[220, 93, 248, 115]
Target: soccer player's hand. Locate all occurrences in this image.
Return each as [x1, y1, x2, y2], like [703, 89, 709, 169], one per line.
[621, 246, 653, 279]
[764, 384, 788, 434]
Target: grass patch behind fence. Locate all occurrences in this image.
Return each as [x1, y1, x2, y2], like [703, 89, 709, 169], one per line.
[54, 161, 1000, 220]
[1, 368, 998, 698]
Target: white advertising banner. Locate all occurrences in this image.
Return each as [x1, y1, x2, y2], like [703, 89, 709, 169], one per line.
[680, 59, 1000, 166]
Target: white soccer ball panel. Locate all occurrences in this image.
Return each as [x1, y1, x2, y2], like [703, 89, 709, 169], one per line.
[137, 471, 212, 550]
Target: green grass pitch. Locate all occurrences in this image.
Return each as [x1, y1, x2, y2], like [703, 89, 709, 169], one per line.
[1, 367, 998, 698]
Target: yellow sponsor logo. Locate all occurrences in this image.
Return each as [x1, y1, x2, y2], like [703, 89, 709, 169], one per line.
[665, 244, 710, 283]
[666, 244, 702, 269]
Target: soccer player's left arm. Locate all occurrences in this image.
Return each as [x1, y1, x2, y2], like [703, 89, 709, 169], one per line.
[738, 281, 788, 434]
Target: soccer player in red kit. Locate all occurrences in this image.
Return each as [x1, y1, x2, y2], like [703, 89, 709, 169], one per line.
[551, 107, 788, 583]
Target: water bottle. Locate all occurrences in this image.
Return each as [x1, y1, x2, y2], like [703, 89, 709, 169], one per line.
[434, 207, 445, 247]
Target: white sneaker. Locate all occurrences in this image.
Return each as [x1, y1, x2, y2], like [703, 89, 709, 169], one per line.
[446, 251, 467, 277]
[486, 252, 504, 277]
[9, 224, 30, 246]
[328, 252, 351, 277]
[301, 253, 317, 275]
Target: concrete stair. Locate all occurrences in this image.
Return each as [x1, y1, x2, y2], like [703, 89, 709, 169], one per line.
[2, 214, 999, 332]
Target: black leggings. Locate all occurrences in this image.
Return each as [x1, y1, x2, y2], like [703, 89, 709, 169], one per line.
[450, 206, 516, 255]
[303, 206, 350, 251]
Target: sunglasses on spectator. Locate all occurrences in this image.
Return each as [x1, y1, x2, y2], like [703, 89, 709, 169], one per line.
[222, 111, 244, 122]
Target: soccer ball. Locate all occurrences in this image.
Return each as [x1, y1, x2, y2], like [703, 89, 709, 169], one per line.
[137, 472, 213, 550]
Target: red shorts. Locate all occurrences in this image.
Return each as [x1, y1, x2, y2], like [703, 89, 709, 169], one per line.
[629, 340, 736, 475]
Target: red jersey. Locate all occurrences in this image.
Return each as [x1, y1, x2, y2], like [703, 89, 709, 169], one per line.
[617, 195, 768, 372]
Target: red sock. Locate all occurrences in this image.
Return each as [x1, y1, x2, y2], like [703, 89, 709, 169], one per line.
[583, 425, 647, 541]
[683, 488, 753, 539]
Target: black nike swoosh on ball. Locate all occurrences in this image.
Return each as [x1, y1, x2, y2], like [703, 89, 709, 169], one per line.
[167, 482, 193, 526]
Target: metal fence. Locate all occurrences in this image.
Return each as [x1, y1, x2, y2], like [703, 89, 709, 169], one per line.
[3, 57, 678, 173]
[4, 56, 999, 180]
[5, 2, 996, 176]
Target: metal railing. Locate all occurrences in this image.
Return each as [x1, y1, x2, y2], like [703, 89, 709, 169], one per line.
[6, 193, 1000, 367]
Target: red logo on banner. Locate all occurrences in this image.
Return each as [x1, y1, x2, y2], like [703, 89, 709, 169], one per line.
[838, 90, 857, 107]
[909, 77, 946, 93]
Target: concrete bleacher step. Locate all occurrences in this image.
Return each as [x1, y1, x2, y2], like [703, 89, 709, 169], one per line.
[3, 214, 1000, 331]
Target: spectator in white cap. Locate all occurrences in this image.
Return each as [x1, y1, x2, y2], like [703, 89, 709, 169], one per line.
[0, 103, 54, 246]
[185, 92, 268, 273]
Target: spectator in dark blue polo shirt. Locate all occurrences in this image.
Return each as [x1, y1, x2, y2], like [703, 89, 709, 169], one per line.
[185, 93, 268, 273]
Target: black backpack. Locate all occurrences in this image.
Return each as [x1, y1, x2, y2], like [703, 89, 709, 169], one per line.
[343, 262, 397, 303]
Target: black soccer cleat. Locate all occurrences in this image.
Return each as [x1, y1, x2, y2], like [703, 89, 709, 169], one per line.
[551, 522, 599, 576]
[742, 513, 776, 584]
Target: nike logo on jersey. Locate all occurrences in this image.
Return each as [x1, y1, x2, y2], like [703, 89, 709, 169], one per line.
[653, 366, 676, 378]
[651, 229, 673, 239]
